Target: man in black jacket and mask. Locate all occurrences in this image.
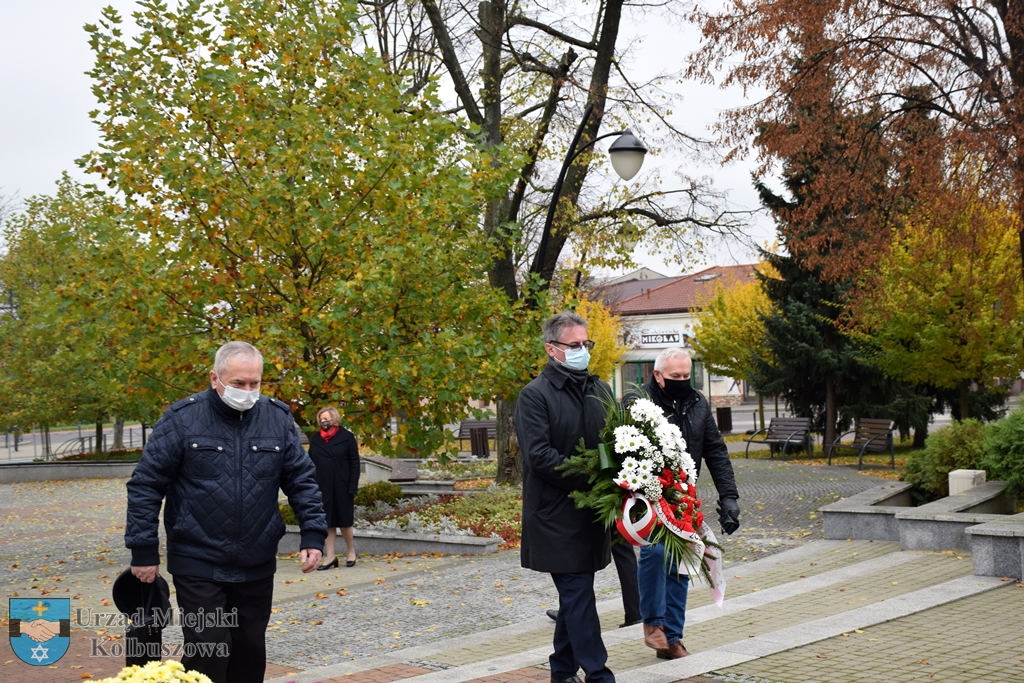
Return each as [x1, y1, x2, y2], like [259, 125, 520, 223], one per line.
[516, 311, 616, 683]
[631, 347, 740, 660]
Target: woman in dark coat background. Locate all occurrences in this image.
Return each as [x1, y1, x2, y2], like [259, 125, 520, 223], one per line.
[309, 406, 360, 569]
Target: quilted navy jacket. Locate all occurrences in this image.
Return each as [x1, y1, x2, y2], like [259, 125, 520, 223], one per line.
[126, 388, 327, 582]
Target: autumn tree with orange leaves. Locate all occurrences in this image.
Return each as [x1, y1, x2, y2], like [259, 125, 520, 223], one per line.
[688, 0, 1024, 283]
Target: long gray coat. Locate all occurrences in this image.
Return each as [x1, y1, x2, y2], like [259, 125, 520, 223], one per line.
[516, 361, 611, 574]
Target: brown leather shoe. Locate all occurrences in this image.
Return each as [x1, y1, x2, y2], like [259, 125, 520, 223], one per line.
[656, 641, 690, 659]
[643, 623, 668, 650]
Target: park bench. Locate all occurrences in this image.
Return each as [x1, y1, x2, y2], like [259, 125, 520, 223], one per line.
[827, 418, 896, 470]
[457, 419, 496, 457]
[743, 417, 812, 460]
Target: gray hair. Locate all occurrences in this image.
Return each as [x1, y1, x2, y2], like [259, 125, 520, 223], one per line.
[542, 311, 587, 344]
[654, 347, 690, 372]
[213, 341, 264, 376]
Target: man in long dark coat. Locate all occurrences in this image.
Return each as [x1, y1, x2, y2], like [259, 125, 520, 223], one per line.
[516, 311, 615, 683]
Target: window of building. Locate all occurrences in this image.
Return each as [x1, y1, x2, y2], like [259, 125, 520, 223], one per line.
[691, 360, 705, 391]
[621, 361, 654, 390]
[623, 359, 705, 391]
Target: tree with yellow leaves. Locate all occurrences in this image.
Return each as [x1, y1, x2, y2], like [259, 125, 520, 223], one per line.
[850, 193, 1024, 420]
[576, 297, 629, 383]
[692, 263, 778, 427]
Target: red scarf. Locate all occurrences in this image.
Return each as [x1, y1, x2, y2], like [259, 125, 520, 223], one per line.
[319, 426, 340, 442]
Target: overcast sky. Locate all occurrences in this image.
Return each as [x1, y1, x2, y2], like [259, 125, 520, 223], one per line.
[0, 1, 774, 275]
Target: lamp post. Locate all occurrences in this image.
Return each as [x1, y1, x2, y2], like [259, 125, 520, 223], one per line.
[530, 103, 648, 284]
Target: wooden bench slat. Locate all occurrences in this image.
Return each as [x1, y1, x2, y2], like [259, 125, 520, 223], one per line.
[829, 418, 896, 470]
[743, 417, 813, 460]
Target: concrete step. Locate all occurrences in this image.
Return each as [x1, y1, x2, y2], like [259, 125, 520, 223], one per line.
[267, 540, 1006, 683]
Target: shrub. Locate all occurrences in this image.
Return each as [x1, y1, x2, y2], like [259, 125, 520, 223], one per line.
[382, 485, 523, 548]
[903, 418, 987, 501]
[278, 503, 298, 526]
[982, 407, 1024, 498]
[354, 480, 404, 507]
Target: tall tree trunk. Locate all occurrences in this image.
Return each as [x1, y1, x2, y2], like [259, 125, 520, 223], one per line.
[494, 397, 521, 485]
[538, 0, 626, 281]
[959, 380, 970, 421]
[824, 379, 837, 458]
[94, 418, 104, 457]
[43, 425, 52, 460]
[913, 423, 928, 449]
[757, 393, 765, 433]
[113, 416, 125, 451]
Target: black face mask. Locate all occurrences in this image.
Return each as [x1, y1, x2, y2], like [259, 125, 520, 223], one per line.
[320, 421, 333, 430]
[661, 377, 694, 402]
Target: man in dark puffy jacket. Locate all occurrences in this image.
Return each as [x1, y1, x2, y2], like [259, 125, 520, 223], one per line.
[629, 347, 740, 660]
[517, 311, 615, 683]
[125, 341, 327, 683]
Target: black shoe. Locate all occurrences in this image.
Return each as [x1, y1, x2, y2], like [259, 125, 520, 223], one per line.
[620, 618, 642, 628]
[545, 609, 559, 621]
[317, 558, 339, 571]
[345, 559, 356, 567]
[551, 676, 583, 683]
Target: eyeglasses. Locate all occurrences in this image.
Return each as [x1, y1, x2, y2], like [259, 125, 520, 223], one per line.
[550, 340, 596, 351]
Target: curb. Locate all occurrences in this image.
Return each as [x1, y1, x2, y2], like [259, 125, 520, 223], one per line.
[278, 525, 499, 556]
[0, 460, 138, 483]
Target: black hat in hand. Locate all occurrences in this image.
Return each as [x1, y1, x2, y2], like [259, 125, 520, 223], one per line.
[112, 568, 171, 626]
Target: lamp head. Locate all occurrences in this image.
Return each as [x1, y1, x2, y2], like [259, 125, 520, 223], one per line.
[608, 129, 647, 181]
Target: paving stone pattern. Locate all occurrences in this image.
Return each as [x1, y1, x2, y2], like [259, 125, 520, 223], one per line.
[713, 582, 1024, 683]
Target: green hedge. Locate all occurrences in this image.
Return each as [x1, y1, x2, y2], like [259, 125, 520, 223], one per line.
[904, 419, 987, 501]
[354, 480, 404, 507]
[904, 406, 1024, 502]
[983, 407, 1024, 499]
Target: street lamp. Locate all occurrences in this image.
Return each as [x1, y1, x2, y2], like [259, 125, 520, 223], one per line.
[530, 103, 648, 280]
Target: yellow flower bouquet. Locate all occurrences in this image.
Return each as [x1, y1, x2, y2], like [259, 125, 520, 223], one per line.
[96, 660, 212, 683]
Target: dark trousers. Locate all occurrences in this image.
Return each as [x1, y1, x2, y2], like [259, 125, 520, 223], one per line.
[611, 540, 640, 624]
[172, 574, 274, 683]
[550, 572, 615, 683]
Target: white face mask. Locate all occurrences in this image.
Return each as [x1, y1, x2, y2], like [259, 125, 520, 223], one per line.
[217, 376, 260, 411]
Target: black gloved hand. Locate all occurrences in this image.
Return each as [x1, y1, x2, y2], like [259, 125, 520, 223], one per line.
[718, 497, 740, 535]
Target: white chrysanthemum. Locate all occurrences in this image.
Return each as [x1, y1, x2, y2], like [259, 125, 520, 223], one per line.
[620, 456, 640, 472]
[629, 398, 663, 424]
[613, 425, 642, 453]
[628, 433, 652, 453]
[642, 478, 663, 501]
[636, 459, 653, 475]
[653, 423, 675, 448]
[641, 446, 662, 466]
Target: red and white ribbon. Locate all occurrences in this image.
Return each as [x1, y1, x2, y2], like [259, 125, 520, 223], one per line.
[691, 522, 726, 608]
[616, 493, 657, 546]
[649, 497, 728, 609]
[614, 492, 727, 608]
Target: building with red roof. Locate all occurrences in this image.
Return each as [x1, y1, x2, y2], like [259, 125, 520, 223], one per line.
[600, 264, 758, 406]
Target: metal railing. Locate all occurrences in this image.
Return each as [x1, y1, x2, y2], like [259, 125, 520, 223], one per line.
[3, 425, 146, 462]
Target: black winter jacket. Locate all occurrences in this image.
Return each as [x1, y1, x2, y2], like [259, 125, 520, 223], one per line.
[125, 388, 327, 582]
[516, 360, 612, 574]
[634, 380, 739, 501]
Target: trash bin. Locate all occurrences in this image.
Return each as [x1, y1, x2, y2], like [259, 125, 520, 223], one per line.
[715, 406, 733, 433]
[469, 427, 490, 458]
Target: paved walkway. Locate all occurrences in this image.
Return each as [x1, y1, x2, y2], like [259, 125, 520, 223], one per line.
[1, 461, 1021, 682]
